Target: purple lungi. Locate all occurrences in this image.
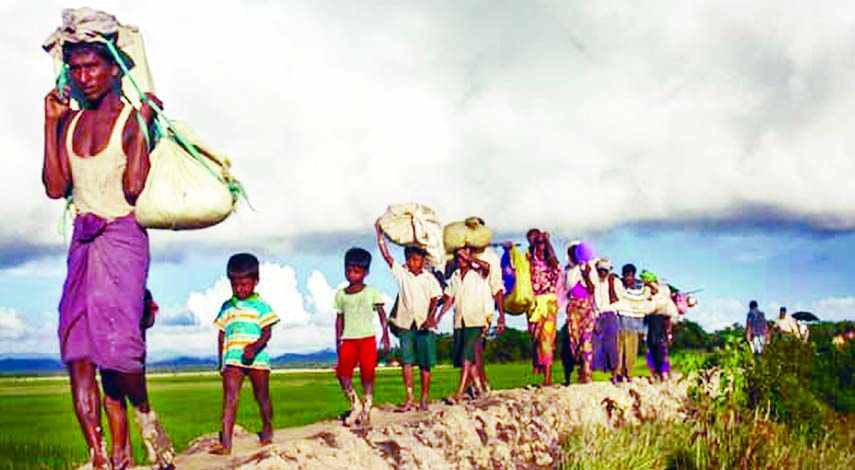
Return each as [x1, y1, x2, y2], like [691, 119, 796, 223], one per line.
[593, 311, 619, 372]
[58, 213, 149, 373]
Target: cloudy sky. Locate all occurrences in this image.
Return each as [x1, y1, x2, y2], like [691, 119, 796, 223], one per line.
[1, 0, 854, 360]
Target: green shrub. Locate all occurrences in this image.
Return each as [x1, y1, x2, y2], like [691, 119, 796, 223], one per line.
[743, 336, 830, 437]
[812, 340, 855, 413]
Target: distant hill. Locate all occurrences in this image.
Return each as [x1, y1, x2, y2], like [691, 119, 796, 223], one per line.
[146, 350, 337, 372]
[0, 357, 65, 375]
[271, 349, 337, 367]
[0, 349, 339, 376]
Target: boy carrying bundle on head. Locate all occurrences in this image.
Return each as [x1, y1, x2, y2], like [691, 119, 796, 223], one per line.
[335, 247, 390, 426]
[212, 253, 279, 455]
[376, 223, 442, 411]
[437, 246, 506, 403]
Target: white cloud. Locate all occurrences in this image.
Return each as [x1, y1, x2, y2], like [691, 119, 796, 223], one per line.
[0, 306, 58, 356]
[304, 270, 340, 328]
[5, 1, 855, 264]
[796, 297, 855, 323]
[1, 257, 66, 279]
[684, 297, 747, 332]
[146, 262, 393, 358]
[0, 307, 25, 340]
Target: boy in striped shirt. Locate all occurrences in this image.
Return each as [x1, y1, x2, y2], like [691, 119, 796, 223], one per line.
[212, 253, 280, 455]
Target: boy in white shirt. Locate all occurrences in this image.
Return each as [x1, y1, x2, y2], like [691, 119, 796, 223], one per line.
[436, 246, 506, 402]
[376, 224, 443, 411]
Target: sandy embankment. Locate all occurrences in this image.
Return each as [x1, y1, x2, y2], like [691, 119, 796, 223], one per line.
[171, 378, 691, 469]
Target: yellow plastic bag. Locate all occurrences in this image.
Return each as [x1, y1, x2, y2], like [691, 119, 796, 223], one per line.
[134, 122, 238, 230]
[503, 246, 534, 316]
[443, 217, 493, 253]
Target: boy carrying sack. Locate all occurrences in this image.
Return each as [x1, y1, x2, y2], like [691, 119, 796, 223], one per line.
[376, 222, 443, 411]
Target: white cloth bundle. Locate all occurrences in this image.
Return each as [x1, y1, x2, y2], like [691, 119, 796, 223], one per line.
[134, 122, 238, 230]
[377, 203, 445, 269]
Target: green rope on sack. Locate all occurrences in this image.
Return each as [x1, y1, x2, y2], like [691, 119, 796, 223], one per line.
[103, 38, 251, 207]
[56, 196, 74, 240]
[53, 65, 76, 239]
[56, 63, 69, 95]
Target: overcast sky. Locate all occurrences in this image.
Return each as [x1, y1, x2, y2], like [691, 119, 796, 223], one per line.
[1, 1, 854, 359]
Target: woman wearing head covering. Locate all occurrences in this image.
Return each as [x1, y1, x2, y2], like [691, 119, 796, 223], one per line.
[526, 229, 561, 386]
[590, 258, 622, 383]
[42, 11, 173, 469]
[558, 242, 596, 384]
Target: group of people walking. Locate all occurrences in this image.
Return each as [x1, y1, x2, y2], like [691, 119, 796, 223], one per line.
[329, 224, 685, 429]
[745, 302, 810, 355]
[508, 230, 680, 387]
[41, 17, 684, 469]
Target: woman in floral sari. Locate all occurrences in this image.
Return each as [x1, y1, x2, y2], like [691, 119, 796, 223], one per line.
[526, 229, 561, 386]
[559, 243, 596, 383]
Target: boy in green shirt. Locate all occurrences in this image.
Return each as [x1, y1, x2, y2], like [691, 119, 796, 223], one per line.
[335, 247, 390, 426]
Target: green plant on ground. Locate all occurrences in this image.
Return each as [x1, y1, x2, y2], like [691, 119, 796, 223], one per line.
[563, 333, 855, 469]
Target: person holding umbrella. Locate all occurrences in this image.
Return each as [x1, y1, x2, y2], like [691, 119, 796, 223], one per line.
[775, 307, 800, 338]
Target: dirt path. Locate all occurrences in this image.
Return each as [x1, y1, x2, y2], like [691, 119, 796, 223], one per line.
[166, 378, 690, 469]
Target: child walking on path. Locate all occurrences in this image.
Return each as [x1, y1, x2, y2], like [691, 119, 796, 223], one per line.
[212, 253, 280, 455]
[437, 246, 506, 402]
[335, 247, 390, 426]
[376, 224, 442, 411]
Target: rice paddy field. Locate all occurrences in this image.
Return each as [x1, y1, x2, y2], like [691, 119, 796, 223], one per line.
[0, 360, 656, 469]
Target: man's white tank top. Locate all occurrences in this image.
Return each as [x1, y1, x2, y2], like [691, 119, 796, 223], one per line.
[65, 105, 135, 220]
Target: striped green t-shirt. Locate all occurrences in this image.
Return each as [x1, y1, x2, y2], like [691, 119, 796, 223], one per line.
[213, 294, 279, 370]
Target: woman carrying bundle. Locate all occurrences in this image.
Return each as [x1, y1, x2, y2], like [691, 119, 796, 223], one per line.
[43, 34, 173, 469]
[525, 229, 561, 386]
[558, 242, 596, 384]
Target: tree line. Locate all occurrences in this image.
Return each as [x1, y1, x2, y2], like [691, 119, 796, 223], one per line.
[381, 319, 855, 365]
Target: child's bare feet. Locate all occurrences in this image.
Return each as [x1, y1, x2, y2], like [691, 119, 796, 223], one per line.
[418, 400, 430, 411]
[442, 394, 466, 405]
[357, 408, 372, 426]
[343, 406, 362, 427]
[111, 455, 131, 470]
[258, 430, 273, 446]
[394, 400, 415, 412]
[209, 443, 231, 456]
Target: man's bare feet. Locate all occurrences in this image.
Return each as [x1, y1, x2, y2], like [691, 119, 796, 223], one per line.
[136, 410, 175, 469]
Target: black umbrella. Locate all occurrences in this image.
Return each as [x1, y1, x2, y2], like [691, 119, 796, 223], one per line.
[792, 311, 820, 322]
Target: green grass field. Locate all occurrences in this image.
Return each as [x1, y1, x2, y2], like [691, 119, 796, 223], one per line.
[0, 359, 659, 469]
